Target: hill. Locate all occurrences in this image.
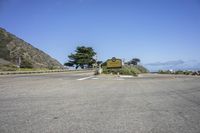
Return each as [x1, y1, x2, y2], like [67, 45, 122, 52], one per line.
[0, 27, 63, 70]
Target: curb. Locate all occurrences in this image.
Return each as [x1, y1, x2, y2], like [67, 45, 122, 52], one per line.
[0, 70, 94, 75]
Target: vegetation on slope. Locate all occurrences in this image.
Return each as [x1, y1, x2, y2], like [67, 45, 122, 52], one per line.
[0, 27, 63, 70]
[102, 65, 148, 76]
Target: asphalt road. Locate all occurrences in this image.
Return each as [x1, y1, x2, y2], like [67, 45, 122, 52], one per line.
[0, 72, 200, 133]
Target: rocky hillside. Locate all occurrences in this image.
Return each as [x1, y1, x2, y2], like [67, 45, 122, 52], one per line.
[0, 27, 63, 69]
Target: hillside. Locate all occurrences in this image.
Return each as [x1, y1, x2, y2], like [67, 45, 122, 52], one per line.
[0, 27, 63, 70]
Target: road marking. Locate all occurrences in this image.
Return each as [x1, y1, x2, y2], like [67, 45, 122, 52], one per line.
[73, 72, 94, 76]
[77, 76, 94, 81]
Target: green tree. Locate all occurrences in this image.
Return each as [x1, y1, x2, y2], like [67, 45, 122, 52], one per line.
[97, 61, 103, 65]
[64, 46, 96, 69]
[128, 58, 141, 65]
[20, 58, 33, 68]
[0, 42, 10, 60]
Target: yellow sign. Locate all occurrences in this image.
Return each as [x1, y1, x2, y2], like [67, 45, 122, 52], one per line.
[107, 57, 122, 69]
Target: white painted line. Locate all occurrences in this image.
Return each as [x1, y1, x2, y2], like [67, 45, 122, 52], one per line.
[92, 78, 99, 80]
[77, 76, 94, 81]
[73, 72, 94, 76]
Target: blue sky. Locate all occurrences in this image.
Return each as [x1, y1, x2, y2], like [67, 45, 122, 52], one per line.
[0, 0, 200, 68]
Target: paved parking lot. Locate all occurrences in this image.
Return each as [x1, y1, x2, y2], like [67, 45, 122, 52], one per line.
[0, 72, 200, 133]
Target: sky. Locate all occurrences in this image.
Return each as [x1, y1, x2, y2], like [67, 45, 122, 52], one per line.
[0, 0, 200, 69]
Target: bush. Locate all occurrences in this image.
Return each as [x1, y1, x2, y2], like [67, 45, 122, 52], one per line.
[0, 64, 17, 71]
[158, 70, 171, 74]
[183, 71, 192, 75]
[175, 70, 184, 75]
[158, 70, 194, 75]
[102, 65, 148, 76]
[118, 67, 137, 76]
[134, 65, 149, 73]
[20, 59, 33, 68]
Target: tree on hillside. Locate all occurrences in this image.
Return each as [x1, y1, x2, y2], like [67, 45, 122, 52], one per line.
[64, 46, 97, 69]
[127, 58, 141, 65]
[0, 43, 10, 60]
[20, 57, 33, 68]
[97, 61, 103, 65]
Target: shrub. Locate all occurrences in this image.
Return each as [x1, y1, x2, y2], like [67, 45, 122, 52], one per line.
[158, 70, 171, 74]
[20, 59, 33, 68]
[175, 70, 184, 75]
[183, 71, 192, 75]
[134, 65, 149, 73]
[102, 65, 148, 76]
[118, 67, 137, 76]
[158, 70, 193, 75]
[0, 64, 17, 71]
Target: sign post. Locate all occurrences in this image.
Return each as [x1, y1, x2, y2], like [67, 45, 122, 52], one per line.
[106, 57, 122, 69]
